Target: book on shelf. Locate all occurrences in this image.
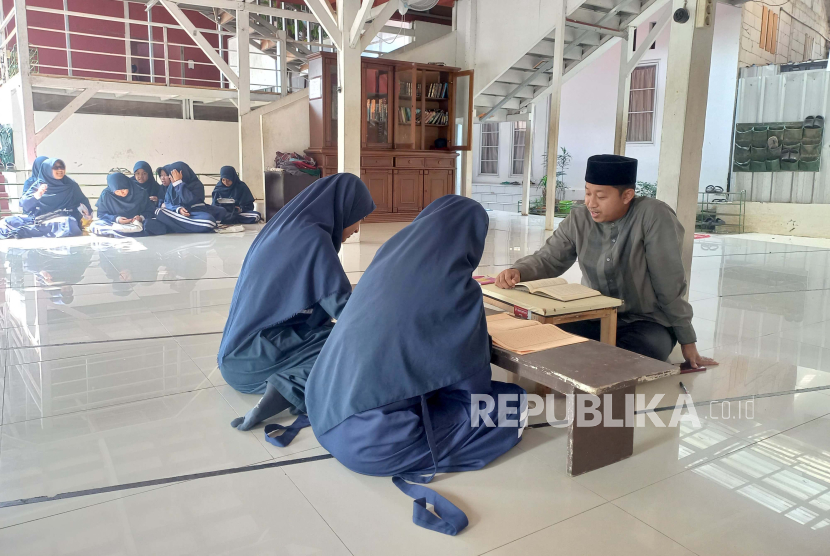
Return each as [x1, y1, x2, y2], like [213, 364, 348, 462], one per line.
[397, 107, 421, 124]
[513, 277, 600, 302]
[423, 109, 448, 125]
[426, 82, 448, 99]
[366, 98, 388, 123]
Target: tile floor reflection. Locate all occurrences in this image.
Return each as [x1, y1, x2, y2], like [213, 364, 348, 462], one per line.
[0, 213, 829, 554]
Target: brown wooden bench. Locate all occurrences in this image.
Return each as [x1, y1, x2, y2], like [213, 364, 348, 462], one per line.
[488, 311, 677, 476]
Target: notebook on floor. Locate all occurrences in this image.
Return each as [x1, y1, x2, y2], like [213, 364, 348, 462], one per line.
[486, 313, 588, 354]
[513, 277, 600, 302]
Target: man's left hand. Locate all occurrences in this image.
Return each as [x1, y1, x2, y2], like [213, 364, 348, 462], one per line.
[680, 343, 718, 369]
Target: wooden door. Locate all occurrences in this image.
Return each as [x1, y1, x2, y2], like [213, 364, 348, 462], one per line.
[363, 169, 393, 212]
[393, 169, 423, 212]
[423, 170, 452, 206]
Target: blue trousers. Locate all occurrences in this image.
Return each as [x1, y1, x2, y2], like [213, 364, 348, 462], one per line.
[317, 378, 526, 478]
[154, 207, 217, 233]
[232, 211, 262, 224]
[0, 215, 82, 239]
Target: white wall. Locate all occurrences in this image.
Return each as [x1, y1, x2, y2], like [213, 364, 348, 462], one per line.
[383, 31, 457, 66]
[261, 95, 310, 162]
[34, 112, 239, 182]
[700, 3, 742, 190]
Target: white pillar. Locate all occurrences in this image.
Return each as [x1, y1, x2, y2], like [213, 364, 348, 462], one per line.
[279, 34, 289, 97]
[455, 0, 476, 198]
[544, 0, 565, 231]
[337, 0, 361, 176]
[15, 0, 36, 165]
[521, 105, 535, 215]
[656, 0, 716, 283]
[614, 27, 634, 156]
[237, 9, 251, 180]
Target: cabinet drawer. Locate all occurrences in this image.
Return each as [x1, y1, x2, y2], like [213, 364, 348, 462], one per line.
[395, 157, 424, 168]
[323, 155, 338, 168]
[425, 157, 456, 169]
[361, 156, 394, 168]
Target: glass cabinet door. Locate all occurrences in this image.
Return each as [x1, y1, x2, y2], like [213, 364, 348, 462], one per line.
[363, 63, 393, 148]
[325, 57, 338, 147]
[395, 64, 417, 149]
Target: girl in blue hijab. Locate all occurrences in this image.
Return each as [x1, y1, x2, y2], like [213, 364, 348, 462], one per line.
[90, 173, 168, 237]
[212, 166, 261, 224]
[132, 161, 165, 207]
[305, 196, 526, 535]
[154, 161, 228, 233]
[0, 158, 91, 239]
[22, 155, 48, 195]
[218, 173, 375, 431]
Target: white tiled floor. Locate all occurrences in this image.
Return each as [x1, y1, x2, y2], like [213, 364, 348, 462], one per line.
[1, 212, 830, 554]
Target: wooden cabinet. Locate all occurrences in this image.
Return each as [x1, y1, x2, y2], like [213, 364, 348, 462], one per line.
[394, 170, 424, 212]
[362, 169, 393, 213]
[307, 52, 474, 221]
[423, 169, 453, 206]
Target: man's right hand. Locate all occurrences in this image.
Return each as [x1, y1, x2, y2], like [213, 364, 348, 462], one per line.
[495, 268, 521, 289]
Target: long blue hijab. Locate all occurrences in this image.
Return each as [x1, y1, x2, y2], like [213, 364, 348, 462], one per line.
[97, 173, 153, 218]
[32, 158, 91, 214]
[218, 173, 375, 364]
[132, 161, 165, 201]
[306, 195, 491, 436]
[163, 161, 205, 207]
[22, 156, 48, 195]
[212, 166, 254, 208]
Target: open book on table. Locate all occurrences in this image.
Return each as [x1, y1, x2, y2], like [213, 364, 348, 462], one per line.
[486, 313, 588, 354]
[513, 277, 600, 302]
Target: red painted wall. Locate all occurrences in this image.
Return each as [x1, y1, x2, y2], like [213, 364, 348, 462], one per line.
[25, 0, 228, 87]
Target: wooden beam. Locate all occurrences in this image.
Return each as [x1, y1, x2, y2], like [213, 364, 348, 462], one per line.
[15, 0, 37, 165]
[349, 0, 374, 48]
[304, 0, 342, 50]
[35, 87, 100, 144]
[359, 0, 398, 51]
[158, 0, 239, 87]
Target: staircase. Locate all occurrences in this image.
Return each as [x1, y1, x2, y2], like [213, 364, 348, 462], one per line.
[475, 0, 667, 122]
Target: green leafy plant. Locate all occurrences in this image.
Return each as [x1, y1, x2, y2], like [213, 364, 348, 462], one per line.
[539, 147, 571, 205]
[636, 180, 657, 198]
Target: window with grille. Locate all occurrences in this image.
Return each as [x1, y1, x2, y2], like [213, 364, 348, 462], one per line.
[760, 6, 779, 54]
[511, 121, 526, 175]
[479, 122, 499, 175]
[627, 64, 657, 143]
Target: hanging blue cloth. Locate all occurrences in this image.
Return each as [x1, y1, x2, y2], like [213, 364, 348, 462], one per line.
[132, 161, 165, 205]
[218, 173, 375, 411]
[306, 195, 527, 536]
[96, 173, 156, 223]
[19, 158, 91, 221]
[22, 156, 48, 195]
[213, 166, 256, 213]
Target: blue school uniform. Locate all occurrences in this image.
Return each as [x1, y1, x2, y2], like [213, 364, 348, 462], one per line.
[0, 158, 91, 239]
[212, 166, 261, 224]
[21, 156, 47, 196]
[132, 161, 166, 208]
[90, 173, 167, 237]
[218, 173, 375, 413]
[305, 195, 527, 536]
[154, 161, 226, 233]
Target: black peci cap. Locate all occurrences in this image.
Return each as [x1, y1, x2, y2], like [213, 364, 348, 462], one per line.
[585, 154, 638, 187]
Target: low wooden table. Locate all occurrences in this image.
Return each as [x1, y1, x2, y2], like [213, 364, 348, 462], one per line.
[487, 311, 676, 476]
[480, 284, 621, 345]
